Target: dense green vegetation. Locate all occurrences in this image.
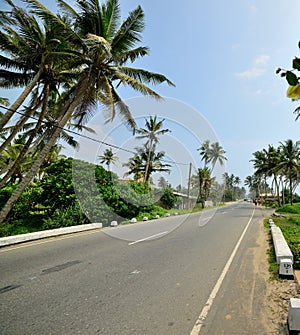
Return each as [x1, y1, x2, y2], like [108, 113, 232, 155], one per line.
[0, 158, 201, 237]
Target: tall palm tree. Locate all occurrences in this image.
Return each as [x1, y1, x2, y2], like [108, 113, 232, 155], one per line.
[0, 0, 175, 224]
[136, 115, 170, 182]
[197, 140, 210, 167]
[98, 148, 117, 171]
[0, 0, 72, 134]
[209, 142, 227, 172]
[251, 145, 282, 205]
[278, 139, 300, 205]
[195, 167, 214, 207]
[124, 144, 171, 182]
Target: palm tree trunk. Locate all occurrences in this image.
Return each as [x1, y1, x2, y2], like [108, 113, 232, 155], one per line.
[143, 140, 153, 183]
[0, 67, 43, 131]
[0, 87, 49, 188]
[290, 176, 293, 205]
[0, 93, 43, 155]
[0, 95, 80, 225]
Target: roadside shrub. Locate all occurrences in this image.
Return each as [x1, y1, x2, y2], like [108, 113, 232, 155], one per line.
[276, 203, 300, 214]
[159, 187, 176, 209]
[42, 202, 89, 229]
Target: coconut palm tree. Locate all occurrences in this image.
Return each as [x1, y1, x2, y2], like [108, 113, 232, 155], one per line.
[123, 153, 144, 181]
[98, 148, 118, 171]
[278, 139, 300, 205]
[197, 140, 211, 167]
[0, 0, 175, 224]
[0, 0, 73, 134]
[209, 142, 227, 172]
[194, 167, 214, 207]
[251, 145, 282, 205]
[136, 115, 170, 182]
[124, 144, 171, 182]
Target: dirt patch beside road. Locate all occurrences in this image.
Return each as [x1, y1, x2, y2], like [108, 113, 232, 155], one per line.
[256, 209, 299, 334]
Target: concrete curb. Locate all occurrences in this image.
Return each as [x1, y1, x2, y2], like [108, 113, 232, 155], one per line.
[0, 222, 103, 247]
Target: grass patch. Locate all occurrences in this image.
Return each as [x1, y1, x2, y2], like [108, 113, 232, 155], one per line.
[264, 219, 279, 278]
[265, 203, 300, 272]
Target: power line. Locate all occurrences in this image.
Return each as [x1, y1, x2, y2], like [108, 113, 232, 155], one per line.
[0, 105, 191, 166]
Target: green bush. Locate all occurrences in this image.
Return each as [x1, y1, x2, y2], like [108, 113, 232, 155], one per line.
[160, 187, 176, 209]
[276, 203, 300, 214]
[42, 202, 89, 229]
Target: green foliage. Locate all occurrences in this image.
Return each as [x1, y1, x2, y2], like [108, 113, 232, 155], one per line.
[0, 183, 42, 223]
[37, 158, 76, 211]
[42, 202, 89, 229]
[160, 187, 176, 209]
[135, 205, 168, 221]
[286, 71, 298, 85]
[276, 203, 300, 214]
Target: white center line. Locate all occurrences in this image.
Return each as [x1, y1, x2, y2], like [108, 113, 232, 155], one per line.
[128, 231, 169, 246]
[189, 207, 256, 335]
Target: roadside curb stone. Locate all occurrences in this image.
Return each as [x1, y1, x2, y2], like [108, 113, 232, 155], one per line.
[0, 222, 103, 247]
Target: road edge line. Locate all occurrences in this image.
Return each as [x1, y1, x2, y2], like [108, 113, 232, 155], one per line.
[189, 207, 256, 335]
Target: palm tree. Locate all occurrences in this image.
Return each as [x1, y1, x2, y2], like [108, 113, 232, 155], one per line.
[124, 144, 171, 182]
[0, 0, 175, 224]
[209, 142, 227, 172]
[123, 153, 144, 181]
[233, 176, 241, 199]
[197, 140, 210, 167]
[194, 167, 214, 207]
[251, 145, 282, 205]
[278, 139, 300, 205]
[197, 140, 227, 172]
[98, 148, 117, 171]
[136, 115, 170, 182]
[0, 136, 37, 183]
[0, 0, 72, 134]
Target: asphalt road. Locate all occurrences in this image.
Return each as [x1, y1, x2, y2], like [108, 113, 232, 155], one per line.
[0, 202, 270, 335]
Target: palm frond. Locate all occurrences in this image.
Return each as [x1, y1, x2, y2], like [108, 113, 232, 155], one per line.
[113, 70, 162, 99]
[101, 0, 120, 40]
[56, 0, 79, 19]
[114, 46, 149, 64]
[112, 5, 144, 52]
[109, 86, 136, 131]
[118, 66, 175, 87]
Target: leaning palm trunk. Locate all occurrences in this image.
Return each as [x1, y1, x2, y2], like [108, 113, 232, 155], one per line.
[0, 91, 44, 155]
[0, 67, 43, 132]
[0, 87, 50, 188]
[0, 95, 81, 225]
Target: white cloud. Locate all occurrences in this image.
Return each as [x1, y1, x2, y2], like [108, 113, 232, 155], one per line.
[254, 54, 270, 66]
[249, 4, 258, 14]
[235, 54, 270, 80]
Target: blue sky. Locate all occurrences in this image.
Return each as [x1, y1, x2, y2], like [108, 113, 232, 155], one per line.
[117, 1, 300, 182]
[2, 0, 300, 189]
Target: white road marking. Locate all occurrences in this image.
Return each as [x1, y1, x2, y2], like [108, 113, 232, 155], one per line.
[189, 207, 256, 335]
[128, 231, 169, 245]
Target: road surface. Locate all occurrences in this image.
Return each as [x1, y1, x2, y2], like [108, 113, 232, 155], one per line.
[0, 202, 271, 334]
